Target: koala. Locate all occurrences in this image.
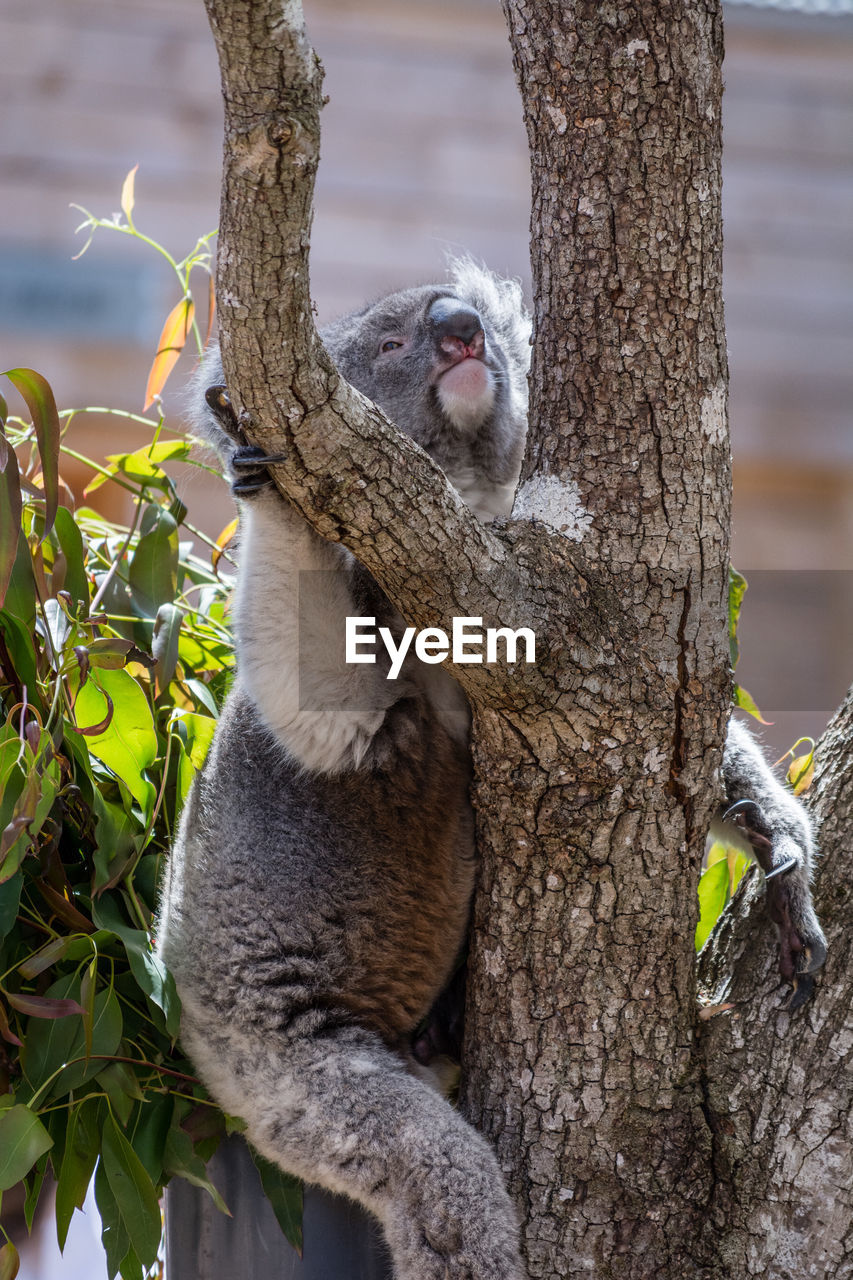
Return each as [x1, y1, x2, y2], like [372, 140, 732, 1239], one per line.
[156, 261, 825, 1280]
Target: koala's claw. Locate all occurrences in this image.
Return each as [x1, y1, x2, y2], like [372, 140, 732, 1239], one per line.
[787, 973, 816, 1013]
[722, 799, 774, 869]
[230, 446, 288, 497]
[205, 384, 245, 444]
[722, 797, 826, 1002]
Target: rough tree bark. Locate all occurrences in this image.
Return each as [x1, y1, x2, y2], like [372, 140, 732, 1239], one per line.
[191, 0, 853, 1277]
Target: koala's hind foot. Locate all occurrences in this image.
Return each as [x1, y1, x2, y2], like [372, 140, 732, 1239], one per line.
[204, 385, 288, 495]
[723, 797, 827, 1009]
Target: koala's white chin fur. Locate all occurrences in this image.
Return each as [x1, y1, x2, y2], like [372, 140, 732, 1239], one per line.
[437, 359, 496, 432]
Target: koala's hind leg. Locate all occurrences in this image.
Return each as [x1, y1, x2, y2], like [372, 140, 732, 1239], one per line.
[185, 1017, 525, 1280]
[717, 719, 827, 1007]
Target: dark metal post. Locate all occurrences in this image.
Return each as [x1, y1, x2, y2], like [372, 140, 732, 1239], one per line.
[165, 1138, 393, 1279]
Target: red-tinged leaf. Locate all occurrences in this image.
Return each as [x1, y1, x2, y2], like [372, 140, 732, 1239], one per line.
[212, 517, 238, 575]
[144, 297, 194, 410]
[0, 999, 23, 1047]
[17, 935, 70, 980]
[0, 391, 8, 428]
[75, 689, 115, 736]
[3, 369, 60, 540]
[74, 645, 91, 687]
[4, 991, 86, 1019]
[0, 817, 31, 864]
[0, 434, 22, 609]
[204, 272, 216, 347]
[121, 164, 138, 223]
[34, 880, 95, 933]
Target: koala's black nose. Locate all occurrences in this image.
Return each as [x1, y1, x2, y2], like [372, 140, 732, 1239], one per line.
[428, 298, 484, 345]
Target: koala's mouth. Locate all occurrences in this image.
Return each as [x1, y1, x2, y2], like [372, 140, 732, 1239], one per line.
[436, 356, 496, 432]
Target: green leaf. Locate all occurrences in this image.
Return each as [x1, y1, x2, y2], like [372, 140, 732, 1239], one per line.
[0, 436, 22, 610]
[728, 565, 747, 670]
[163, 1122, 229, 1214]
[90, 794, 138, 892]
[92, 896, 181, 1039]
[95, 1158, 129, 1280]
[0, 872, 22, 943]
[53, 506, 89, 606]
[24, 1152, 49, 1231]
[23, 975, 122, 1099]
[3, 368, 60, 540]
[114, 441, 191, 482]
[733, 683, 770, 726]
[129, 1092, 174, 1186]
[695, 858, 730, 952]
[128, 506, 178, 619]
[85, 638, 149, 671]
[0, 531, 35, 627]
[56, 1100, 101, 1251]
[100, 1111, 162, 1268]
[0, 612, 38, 704]
[96, 1062, 146, 1129]
[249, 1147, 303, 1255]
[152, 603, 183, 695]
[0, 1105, 53, 1190]
[73, 667, 157, 819]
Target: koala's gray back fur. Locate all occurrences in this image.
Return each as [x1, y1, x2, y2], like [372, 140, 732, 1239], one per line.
[158, 262, 529, 1278]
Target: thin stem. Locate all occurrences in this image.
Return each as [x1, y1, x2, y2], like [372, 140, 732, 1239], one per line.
[89, 501, 142, 615]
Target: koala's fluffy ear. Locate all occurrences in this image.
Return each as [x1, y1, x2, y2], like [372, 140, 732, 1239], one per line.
[447, 258, 532, 384]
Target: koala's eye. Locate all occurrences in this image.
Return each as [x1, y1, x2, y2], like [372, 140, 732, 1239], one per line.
[380, 339, 404, 354]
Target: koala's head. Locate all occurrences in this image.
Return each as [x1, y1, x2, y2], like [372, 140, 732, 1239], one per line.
[321, 261, 531, 495]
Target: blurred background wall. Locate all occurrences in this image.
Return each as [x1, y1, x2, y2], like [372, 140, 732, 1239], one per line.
[1, 0, 852, 761]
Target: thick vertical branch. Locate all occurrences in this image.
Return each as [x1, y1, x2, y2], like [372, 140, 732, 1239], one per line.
[461, 4, 732, 1276]
[697, 691, 853, 1278]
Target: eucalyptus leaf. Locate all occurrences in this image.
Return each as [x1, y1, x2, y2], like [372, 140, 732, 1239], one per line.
[23, 974, 122, 1098]
[695, 859, 730, 953]
[100, 1111, 162, 1268]
[0, 1105, 53, 1190]
[249, 1147, 303, 1255]
[129, 506, 178, 619]
[163, 1122, 229, 1214]
[73, 668, 157, 819]
[95, 1159, 129, 1280]
[92, 896, 181, 1039]
[55, 1099, 101, 1251]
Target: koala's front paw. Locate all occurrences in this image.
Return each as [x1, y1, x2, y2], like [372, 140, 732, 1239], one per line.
[231, 446, 288, 496]
[724, 798, 827, 1009]
[204, 385, 287, 497]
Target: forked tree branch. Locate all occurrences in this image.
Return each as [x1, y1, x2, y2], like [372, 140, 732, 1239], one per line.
[201, 0, 610, 708]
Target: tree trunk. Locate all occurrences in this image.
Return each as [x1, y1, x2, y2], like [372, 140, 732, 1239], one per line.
[190, 0, 853, 1277]
[696, 687, 853, 1279]
[461, 3, 730, 1274]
